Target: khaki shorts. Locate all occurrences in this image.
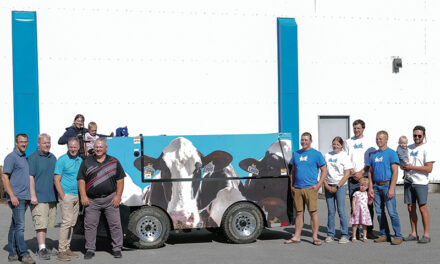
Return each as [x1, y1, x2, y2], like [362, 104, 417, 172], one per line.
[293, 187, 318, 212]
[30, 202, 57, 229]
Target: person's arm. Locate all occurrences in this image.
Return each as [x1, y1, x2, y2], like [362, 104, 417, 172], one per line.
[403, 162, 433, 173]
[112, 179, 124, 207]
[351, 195, 356, 216]
[54, 174, 65, 200]
[78, 179, 89, 206]
[368, 166, 374, 199]
[290, 165, 295, 193]
[353, 166, 368, 181]
[313, 164, 327, 191]
[29, 175, 38, 205]
[387, 163, 399, 200]
[338, 169, 350, 187]
[1, 173, 19, 206]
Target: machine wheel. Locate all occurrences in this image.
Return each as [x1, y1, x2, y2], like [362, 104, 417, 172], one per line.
[221, 202, 263, 244]
[127, 206, 170, 249]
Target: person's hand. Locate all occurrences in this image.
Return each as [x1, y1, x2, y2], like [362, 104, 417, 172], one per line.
[311, 184, 320, 192]
[10, 195, 19, 207]
[112, 195, 122, 208]
[403, 164, 412, 171]
[81, 196, 90, 207]
[387, 188, 395, 200]
[59, 193, 65, 201]
[368, 189, 375, 199]
[331, 187, 338, 194]
[353, 171, 363, 181]
[352, 211, 356, 217]
[30, 195, 38, 205]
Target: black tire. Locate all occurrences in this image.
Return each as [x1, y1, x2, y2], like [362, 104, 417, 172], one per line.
[221, 202, 264, 244]
[127, 206, 171, 249]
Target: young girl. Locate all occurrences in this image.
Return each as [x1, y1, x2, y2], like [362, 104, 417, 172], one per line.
[349, 177, 373, 242]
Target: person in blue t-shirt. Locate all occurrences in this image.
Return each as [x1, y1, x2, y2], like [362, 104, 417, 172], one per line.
[53, 137, 82, 261]
[285, 132, 327, 246]
[367, 130, 403, 245]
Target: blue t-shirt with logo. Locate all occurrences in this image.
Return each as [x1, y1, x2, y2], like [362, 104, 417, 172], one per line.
[290, 148, 326, 188]
[367, 148, 400, 183]
[54, 153, 82, 196]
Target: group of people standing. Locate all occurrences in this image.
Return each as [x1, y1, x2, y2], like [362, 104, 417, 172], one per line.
[285, 120, 434, 246]
[1, 114, 126, 263]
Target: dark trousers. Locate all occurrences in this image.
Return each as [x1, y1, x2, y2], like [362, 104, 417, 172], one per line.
[348, 177, 374, 233]
[84, 193, 122, 252]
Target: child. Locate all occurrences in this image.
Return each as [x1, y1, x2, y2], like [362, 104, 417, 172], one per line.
[84, 121, 99, 154]
[396, 136, 410, 182]
[349, 177, 372, 243]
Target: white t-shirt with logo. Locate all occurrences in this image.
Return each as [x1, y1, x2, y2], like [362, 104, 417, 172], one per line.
[325, 151, 353, 185]
[407, 143, 435, 185]
[345, 136, 376, 177]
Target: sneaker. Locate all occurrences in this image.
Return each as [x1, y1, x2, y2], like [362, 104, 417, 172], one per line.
[112, 251, 122, 258]
[418, 236, 431, 244]
[50, 248, 59, 256]
[57, 251, 72, 261]
[38, 248, 51, 260]
[391, 237, 403, 245]
[325, 237, 334, 243]
[8, 255, 19, 262]
[374, 236, 389, 243]
[338, 237, 350, 244]
[66, 249, 79, 258]
[21, 256, 36, 264]
[403, 234, 419, 241]
[84, 251, 95, 260]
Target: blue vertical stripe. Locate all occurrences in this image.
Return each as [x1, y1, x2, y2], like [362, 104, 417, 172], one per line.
[12, 11, 40, 155]
[277, 18, 299, 151]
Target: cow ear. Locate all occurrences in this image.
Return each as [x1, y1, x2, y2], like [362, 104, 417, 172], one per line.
[239, 158, 261, 175]
[133, 155, 159, 172]
[202, 151, 233, 171]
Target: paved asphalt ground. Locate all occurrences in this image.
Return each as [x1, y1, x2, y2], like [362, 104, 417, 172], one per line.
[1, 194, 439, 264]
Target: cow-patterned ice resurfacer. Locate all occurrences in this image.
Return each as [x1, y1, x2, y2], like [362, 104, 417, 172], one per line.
[75, 133, 293, 248]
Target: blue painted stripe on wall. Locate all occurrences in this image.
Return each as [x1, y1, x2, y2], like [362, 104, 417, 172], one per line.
[277, 18, 299, 151]
[12, 11, 40, 155]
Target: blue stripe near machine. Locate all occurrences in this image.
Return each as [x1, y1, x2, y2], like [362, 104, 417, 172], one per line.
[12, 11, 40, 155]
[277, 18, 299, 151]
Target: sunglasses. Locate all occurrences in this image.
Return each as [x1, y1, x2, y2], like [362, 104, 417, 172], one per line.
[413, 134, 423, 138]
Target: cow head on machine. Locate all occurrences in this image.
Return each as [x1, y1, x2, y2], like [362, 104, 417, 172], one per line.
[134, 137, 233, 228]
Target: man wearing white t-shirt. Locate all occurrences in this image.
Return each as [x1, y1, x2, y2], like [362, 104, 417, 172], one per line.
[345, 119, 377, 239]
[402, 125, 435, 244]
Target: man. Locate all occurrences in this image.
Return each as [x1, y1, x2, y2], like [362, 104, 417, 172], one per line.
[285, 132, 327, 245]
[28, 133, 58, 260]
[345, 119, 376, 239]
[54, 137, 83, 260]
[367, 130, 403, 245]
[402, 125, 434, 243]
[77, 138, 125, 259]
[1, 134, 36, 264]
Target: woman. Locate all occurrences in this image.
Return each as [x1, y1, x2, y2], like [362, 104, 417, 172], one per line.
[58, 114, 87, 145]
[324, 136, 352, 244]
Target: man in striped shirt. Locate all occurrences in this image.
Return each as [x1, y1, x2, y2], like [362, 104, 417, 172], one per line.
[77, 138, 125, 260]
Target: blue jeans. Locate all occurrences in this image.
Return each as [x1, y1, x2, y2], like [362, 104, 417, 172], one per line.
[348, 177, 374, 233]
[325, 185, 349, 238]
[373, 184, 402, 238]
[8, 200, 30, 258]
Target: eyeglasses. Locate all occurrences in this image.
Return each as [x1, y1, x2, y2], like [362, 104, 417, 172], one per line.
[413, 134, 423, 139]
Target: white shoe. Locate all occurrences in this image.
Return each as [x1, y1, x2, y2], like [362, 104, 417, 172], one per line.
[325, 237, 334, 243]
[339, 237, 350, 244]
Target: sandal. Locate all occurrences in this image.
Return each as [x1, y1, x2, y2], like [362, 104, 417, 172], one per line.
[352, 238, 358, 243]
[284, 238, 301, 244]
[362, 237, 368, 243]
[313, 239, 322, 246]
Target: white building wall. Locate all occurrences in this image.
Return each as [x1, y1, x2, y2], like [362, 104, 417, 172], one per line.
[0, 0, 438, 181]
